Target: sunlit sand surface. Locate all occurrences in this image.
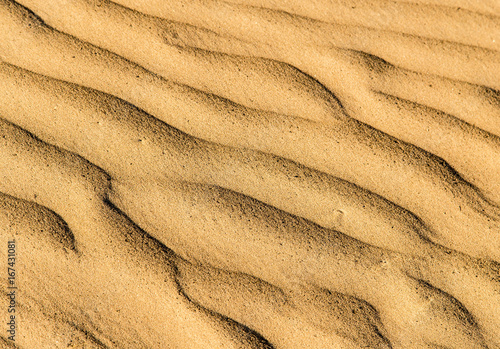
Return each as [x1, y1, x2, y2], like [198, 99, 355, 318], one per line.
[0, 0, 499, 348]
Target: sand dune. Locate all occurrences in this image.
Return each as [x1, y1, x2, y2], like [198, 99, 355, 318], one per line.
[2, 0, 499, 261]
[0, 0, 499, 348]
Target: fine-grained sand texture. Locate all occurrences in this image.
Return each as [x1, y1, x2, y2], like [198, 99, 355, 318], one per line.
[0, 0, 499, 348]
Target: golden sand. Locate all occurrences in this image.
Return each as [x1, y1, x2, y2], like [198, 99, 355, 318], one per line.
[0, 0, 499, 348]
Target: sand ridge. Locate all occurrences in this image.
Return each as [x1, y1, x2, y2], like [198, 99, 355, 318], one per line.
[0, 0, 499, 348]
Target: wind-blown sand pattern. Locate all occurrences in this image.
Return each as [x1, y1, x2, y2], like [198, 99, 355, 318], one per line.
[0, 0, 499, 348]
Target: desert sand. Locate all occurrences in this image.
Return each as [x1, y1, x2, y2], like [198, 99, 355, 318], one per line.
[0, 0, 499, 348]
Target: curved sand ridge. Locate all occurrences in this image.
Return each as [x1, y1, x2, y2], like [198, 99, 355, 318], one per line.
[0, 0, 499, 348]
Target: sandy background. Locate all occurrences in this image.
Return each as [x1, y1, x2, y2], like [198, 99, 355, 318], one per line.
[0, 0, 499, 348]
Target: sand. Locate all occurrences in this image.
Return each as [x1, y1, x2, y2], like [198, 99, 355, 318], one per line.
[0, 0, 499, 348]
